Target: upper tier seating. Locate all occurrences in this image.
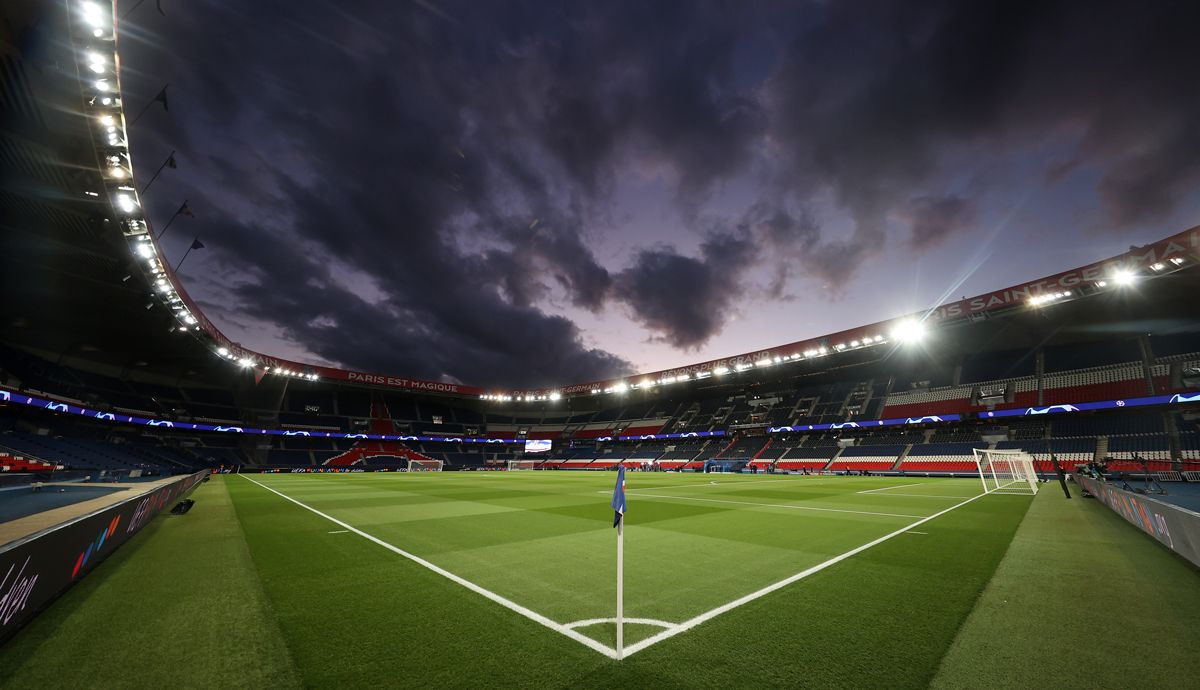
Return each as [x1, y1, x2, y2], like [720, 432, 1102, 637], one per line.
[1041, 364, 1148, 405]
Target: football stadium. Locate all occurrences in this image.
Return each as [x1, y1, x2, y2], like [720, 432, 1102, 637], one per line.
[2, 1, 1200, 688]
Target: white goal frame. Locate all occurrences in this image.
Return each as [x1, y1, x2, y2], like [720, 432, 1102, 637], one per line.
[406, 458, 443, 472]
[507, 460, 538, 471]
[973, 448, 1038, 495]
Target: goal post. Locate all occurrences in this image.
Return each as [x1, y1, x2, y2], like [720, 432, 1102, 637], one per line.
[406, 458, 443, 472]
[973, 448, 1038, 495]
[507, 460, 537, 471]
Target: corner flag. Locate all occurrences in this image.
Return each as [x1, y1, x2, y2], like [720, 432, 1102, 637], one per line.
[611, 465, 626, 528]
[611, 463, 627, 659]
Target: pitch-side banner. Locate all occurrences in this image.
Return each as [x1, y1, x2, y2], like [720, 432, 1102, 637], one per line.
[1075, 474, 1200, 568]
[0, 471, 208, 643]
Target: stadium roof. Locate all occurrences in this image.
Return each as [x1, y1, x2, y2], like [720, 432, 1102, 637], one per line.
[2, 0, 1199, 403]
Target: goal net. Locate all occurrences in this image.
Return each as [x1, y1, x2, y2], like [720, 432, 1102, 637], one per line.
[973, 448, 1038, 495]
[507, 460, 537, 471]
[406, 459, 443, 472]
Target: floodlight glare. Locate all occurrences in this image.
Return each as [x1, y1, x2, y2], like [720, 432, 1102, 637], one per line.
[891, 319, 927, 344]
[1113, 269, 1136, 286]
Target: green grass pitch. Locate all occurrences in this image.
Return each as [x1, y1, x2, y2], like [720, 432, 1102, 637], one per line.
[3, 471, 1198, 688]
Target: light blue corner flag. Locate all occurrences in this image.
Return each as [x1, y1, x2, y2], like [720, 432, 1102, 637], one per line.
[611, 464, 627, 528]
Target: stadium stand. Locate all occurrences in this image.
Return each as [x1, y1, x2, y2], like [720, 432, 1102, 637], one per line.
[899, 442, 988, 472]
[830, 444, 905, 471]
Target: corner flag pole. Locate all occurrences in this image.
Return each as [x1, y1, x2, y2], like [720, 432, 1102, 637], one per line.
[611, 464, 627, 660]
[617, 515, 624, 659]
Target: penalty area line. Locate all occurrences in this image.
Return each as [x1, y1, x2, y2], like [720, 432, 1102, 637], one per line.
[855, 482, 923, 494]
[625, 491, 926, 519]
[620, 490, 991, 658]
[239, 475, 618, 659]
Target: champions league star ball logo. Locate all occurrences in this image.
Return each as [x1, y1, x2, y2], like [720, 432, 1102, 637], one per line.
[1025, 404, 1080, 415]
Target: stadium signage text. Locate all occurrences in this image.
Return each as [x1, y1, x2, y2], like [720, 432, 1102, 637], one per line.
[343, 372, 465, 393]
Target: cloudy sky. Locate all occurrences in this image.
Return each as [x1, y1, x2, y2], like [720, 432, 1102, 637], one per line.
[119, 0, 1200, 387]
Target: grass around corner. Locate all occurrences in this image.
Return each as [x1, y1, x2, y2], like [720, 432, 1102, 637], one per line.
[0, 472, 1196, 688]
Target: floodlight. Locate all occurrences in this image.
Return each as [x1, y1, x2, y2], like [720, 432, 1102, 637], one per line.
[1170, 257, 1185, 266]
[81, 2, 105, 27]
[549, 392, 561, 401]
[714, 366, 729, 375]
[891, 319, 927, 344]
[137, 244, 153, 259]
[1113, 269, 1136, 286]
[217, 348, 230, 357]
[116, 194, 135, 213]
[1149, 262, 1164, 271]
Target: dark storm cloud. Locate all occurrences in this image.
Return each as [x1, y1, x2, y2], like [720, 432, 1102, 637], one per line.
[123, 0, 1200, 383]
[906, 195, 976, 250]
[614, 230, 758, 349]
[764, 0, 1200, 277]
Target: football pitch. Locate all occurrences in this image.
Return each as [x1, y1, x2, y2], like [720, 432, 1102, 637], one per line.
[4, 471, 1200, 688]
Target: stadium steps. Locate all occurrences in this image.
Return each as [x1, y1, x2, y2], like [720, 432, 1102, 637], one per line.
[889, 443, 914, 470]
[749, 437, 773, 463]
[823, 446, 845, 471]
[1166, 415, 1183, 466]
[1137, 334, 1157, 394]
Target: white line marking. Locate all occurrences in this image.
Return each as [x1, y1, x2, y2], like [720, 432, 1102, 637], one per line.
[627, 492, 926, 519]
[563, 617, 676, 631]
[906, 531, 928, 535]
[861, 492, 973, 499]
[856, 482, 923, 494]
[327, 530, 350, 534]
[620, 491, 991, 658]
[701, 477, 840, 487]
[240, 475, 618, 659]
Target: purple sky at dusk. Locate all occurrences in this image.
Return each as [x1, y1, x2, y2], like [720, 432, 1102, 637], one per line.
[117, 0, 1200, 387]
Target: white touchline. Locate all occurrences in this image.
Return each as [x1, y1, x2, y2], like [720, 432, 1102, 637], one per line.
[618, 491, 991, 658]
[863, 492, 973, 499]
[327, 530, 350, 534]
[855, 482, 924, 494]
[626, 492, 927, 519]
[239, 475, 620, 660]
[906, 531, 929, 535]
